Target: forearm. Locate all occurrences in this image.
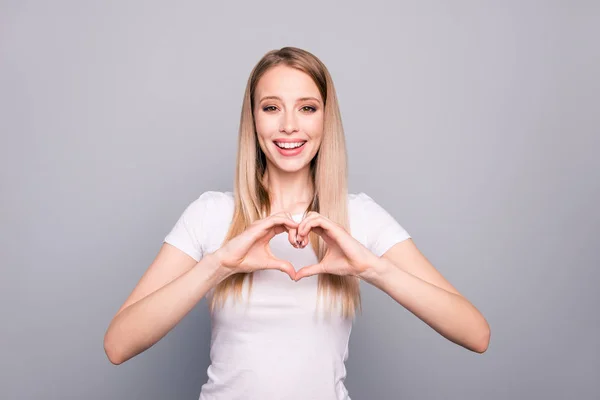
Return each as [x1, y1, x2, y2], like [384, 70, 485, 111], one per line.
[104, 253, 228, 364]
[360, 257, 490, 353]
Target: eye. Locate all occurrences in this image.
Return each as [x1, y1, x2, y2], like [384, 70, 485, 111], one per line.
[300, 106, 317, 113]
[263, 106, 278, 112]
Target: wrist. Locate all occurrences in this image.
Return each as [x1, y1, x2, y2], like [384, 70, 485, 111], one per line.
[201, 252, 233, 283]
[358, 256, 395, 287]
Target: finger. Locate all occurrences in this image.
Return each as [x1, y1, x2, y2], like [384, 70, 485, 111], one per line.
[295, 213, 320, 245]
[298, 217, 339, 247]
[251, 214, 299, 242]
[283, 212, 299, 248]
[265, 214, 299, 230]
[264, 257, 297, 280]
[268, 214, 299, 244]
[294, 263, 325, 281]
[289, 229, 299, 248]
[297, 214, 327, 237]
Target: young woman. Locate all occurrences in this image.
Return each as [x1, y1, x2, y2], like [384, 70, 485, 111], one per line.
[104, 47, 490, 399]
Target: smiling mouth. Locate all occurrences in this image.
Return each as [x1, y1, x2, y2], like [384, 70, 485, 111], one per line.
[274, 141, 306, 149]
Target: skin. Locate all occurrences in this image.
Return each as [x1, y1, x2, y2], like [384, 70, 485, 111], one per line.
[103, 64, 490, 366]
[253, 65, 323, 215]
[251, 65, 491, 353]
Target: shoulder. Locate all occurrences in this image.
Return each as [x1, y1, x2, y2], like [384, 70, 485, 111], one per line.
[196, 190, 234, 204]
[197, 190, 234, 208]
[348, 192, 385, 218]
[186, 190, 234, 214]
[163, 190, 234, 260]
[347, 192, 411, 256]
[348, 191, 407, 226]
[174, 190, 234, 230]
[348, 192, 374, 208]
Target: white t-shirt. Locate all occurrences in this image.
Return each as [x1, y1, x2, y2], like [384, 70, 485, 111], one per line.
[164, 191, 411, 400]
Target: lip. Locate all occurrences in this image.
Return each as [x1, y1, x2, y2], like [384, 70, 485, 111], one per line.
[273, 140, 307, 157]
[273, 138, 307, 143]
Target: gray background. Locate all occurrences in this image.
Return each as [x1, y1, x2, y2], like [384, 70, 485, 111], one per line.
[1, 1, 598, 399]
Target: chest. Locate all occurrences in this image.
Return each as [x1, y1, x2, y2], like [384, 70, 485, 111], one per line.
[206, 234, 352, 339]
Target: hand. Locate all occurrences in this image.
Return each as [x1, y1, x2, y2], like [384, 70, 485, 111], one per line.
[213, 212, 300, 280]
[294, 212, 378, 281]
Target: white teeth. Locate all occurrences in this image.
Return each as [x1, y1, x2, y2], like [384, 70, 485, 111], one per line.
[275, 142, 305, 149]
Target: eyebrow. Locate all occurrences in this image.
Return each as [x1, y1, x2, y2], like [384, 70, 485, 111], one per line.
[259, 95, 322, 105]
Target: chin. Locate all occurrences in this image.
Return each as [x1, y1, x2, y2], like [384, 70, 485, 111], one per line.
[274, 159, 311, 173]
[267, 151, 316, 173]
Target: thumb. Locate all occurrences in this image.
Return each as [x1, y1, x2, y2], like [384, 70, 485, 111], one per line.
[294, 263, 324, 281]
[265, 258, 297, 281]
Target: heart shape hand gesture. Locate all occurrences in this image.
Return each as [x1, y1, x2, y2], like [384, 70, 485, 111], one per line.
[214, 212, 301, 280]
[292, 211, 377, 281]
[213, 211, 378, 282]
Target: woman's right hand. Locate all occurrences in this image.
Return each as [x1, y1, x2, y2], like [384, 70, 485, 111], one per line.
[213, 213, 300, 280]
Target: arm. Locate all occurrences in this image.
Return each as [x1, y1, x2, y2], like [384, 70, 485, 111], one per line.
[292, 199, 491, 353]
[103, 243, 228, 365]
[360, 239, 491, 353]
[103, 212, 300, 366]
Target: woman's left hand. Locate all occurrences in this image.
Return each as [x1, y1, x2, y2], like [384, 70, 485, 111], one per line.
[293, 212, 378, 281]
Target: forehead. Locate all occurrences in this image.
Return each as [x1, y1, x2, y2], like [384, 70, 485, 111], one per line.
[255, 65, 321, 100]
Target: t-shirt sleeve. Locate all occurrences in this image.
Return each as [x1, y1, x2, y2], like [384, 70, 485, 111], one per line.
[358, 192, 411, 257]
[163, 192, 209, 262]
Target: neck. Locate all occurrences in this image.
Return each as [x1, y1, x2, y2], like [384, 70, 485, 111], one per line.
[263, 164, 314, 215]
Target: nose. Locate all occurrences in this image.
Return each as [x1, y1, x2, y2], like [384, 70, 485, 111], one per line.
[279, 110, 299, 134]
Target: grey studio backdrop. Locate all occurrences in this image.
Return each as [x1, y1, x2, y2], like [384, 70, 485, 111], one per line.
[1, 1, 598, 399]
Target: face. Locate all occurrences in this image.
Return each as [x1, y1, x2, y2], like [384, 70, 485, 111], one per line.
[253, 65, 324, 174]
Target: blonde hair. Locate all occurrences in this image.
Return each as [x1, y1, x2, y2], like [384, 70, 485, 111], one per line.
[209, 47, 361, 319]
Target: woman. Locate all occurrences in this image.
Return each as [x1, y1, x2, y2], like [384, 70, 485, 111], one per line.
[103, 47, 490, 399]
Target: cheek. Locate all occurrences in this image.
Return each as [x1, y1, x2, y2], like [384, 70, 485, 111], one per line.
[304, 117, 324, 141]
[254, 115, 277, 138]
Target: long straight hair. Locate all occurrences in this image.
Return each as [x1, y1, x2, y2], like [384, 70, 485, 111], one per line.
[209, 47, 361, 319]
